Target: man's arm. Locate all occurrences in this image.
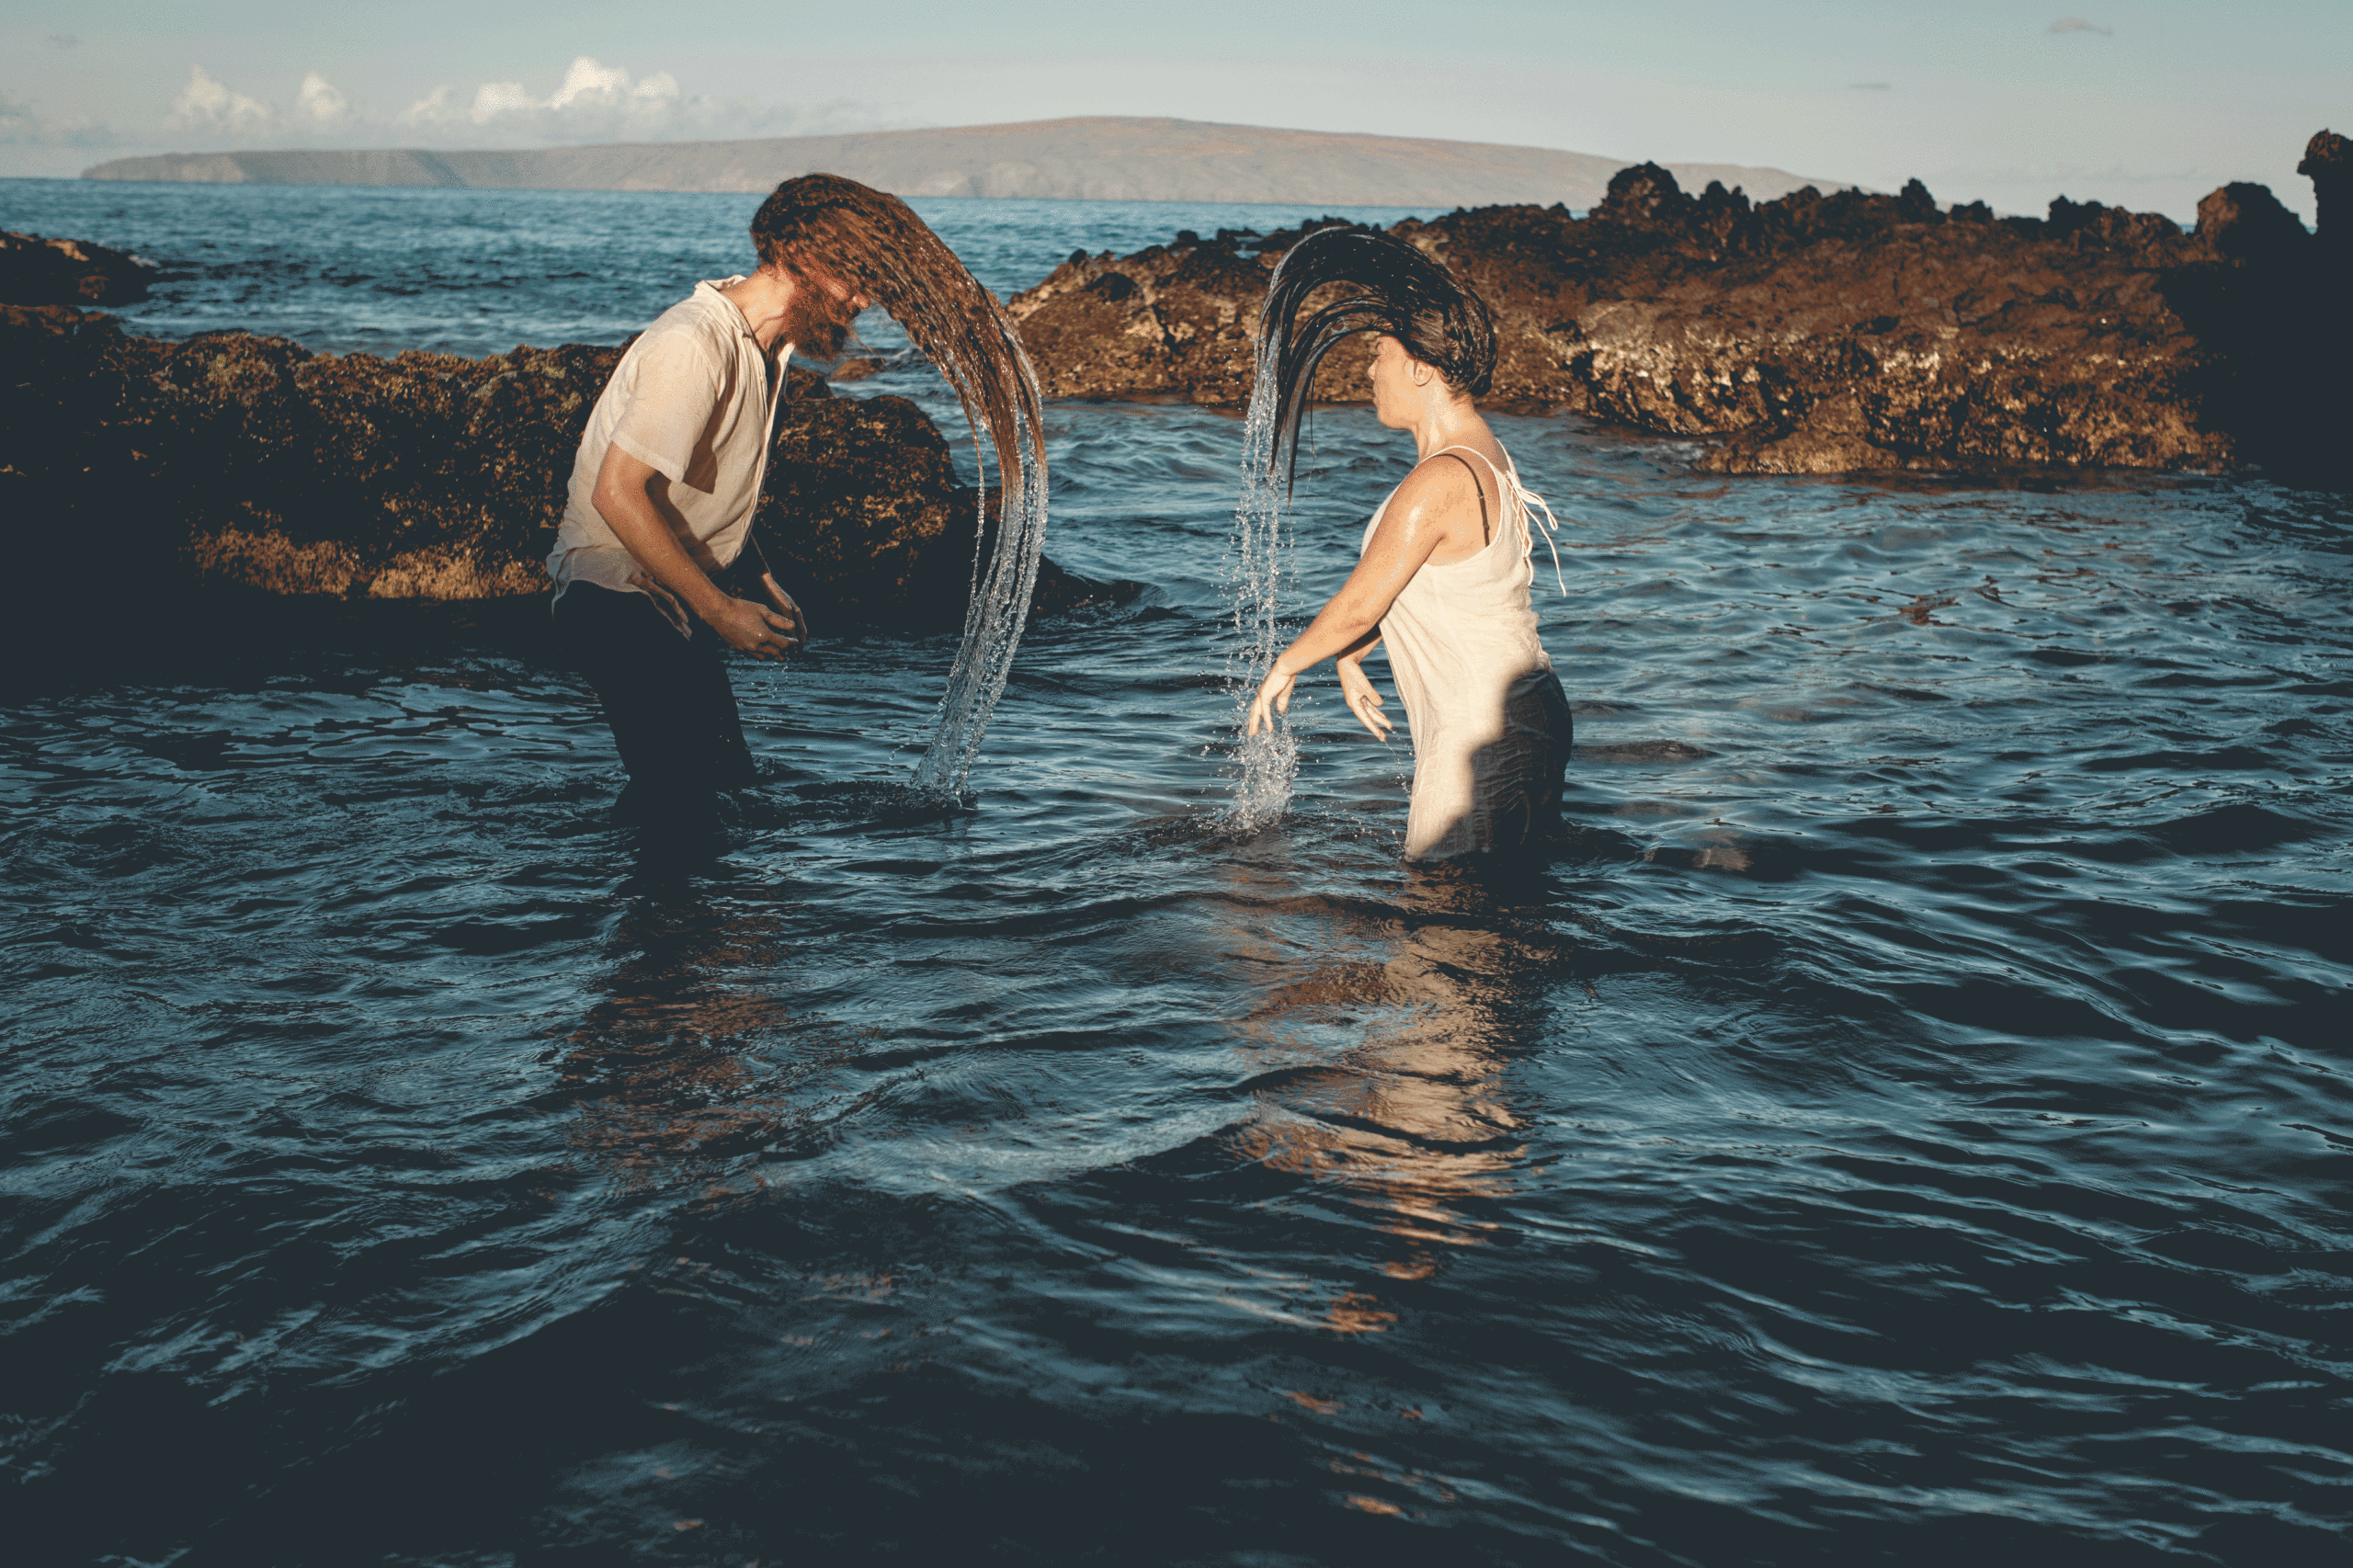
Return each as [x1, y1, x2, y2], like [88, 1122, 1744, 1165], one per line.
[590, 444, 801, 658]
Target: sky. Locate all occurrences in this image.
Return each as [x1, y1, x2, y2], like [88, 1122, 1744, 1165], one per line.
[1, 1, 2345, 220]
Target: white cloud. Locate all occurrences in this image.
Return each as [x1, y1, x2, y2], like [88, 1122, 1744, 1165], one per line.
[458, 57, 700, 133]
[0, 90, 116, 148]
[2049, 18, 2113, 35]
[547, 56, 631, 110]
[127, 57, 899, 153]
[296, 73, 349, 123]
[379, 56, 883, 146]
[402, 85, 457, 123]
[167, 65, 275, 131]
[450, 58, 676, 124]
[469, 81, 539, 123]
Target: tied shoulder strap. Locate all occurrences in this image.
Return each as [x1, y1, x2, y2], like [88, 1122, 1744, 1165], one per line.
[1421, 444, 1567, 594]
[1520, 480, 1568, 597]
[1486, 445, 1568, 597]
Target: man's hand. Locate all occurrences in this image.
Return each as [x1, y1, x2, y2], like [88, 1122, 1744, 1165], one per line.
[1336, 659, 1393, 740]
[707, 589, 801, 659]
[592, 444, 807, 660]
[759, 573, 806, 646]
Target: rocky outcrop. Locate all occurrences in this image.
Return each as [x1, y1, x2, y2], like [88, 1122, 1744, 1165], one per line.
[2300, 129, 2347, 257]
[1008, 228, 1302, 405]
[1008, 140, 2346, 476]
[0, 303, 1120, 650]
[0, 230, 157, 306]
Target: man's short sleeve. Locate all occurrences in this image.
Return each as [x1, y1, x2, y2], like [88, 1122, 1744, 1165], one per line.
[606, 328, 722, 485]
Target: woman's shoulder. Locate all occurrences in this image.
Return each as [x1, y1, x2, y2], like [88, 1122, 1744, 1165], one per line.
[1389, 448, 1491, 512]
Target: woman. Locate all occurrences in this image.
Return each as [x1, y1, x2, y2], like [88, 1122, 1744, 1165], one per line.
[1244, 228, 1572, 860]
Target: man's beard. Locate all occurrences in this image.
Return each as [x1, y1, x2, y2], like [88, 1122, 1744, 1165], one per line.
[781, 282, 862, 359]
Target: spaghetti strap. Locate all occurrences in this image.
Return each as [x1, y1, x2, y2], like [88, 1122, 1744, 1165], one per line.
[1438, 451, 1490, 545]
[1388, 442, 1565, 596]
[1427, 444, 1507, 493]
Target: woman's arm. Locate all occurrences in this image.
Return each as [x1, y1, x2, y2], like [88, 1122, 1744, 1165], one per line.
[1245, 460, 1475, 734]
[1335, 631, 1392, 739]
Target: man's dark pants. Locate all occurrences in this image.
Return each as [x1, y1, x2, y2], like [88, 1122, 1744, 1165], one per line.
[554, 583, 756, 821]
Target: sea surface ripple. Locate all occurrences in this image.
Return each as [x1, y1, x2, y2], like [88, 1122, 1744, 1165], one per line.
[2, 181, 2348, 1566]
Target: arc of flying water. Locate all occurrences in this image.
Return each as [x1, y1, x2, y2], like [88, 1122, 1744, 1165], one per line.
[1222, 325, 1300, 828]
[790, 176, 1049, 801]
[910, 348, 1049, 800]
[1220, 223, 1501, 834]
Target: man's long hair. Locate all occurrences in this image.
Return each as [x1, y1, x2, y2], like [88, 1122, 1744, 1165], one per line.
[751, 174, 1043, 510]
[751, 173, 1048, 796]
[1256, 227, 1496, 493]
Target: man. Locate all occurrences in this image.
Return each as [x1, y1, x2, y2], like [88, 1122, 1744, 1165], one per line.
[548, 202, 865, 824]
[548, 174, 1047, 823]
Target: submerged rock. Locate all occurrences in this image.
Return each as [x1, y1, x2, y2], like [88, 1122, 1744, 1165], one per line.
[0, 304, 1122, 648]
[1007, 139, 2347, 476]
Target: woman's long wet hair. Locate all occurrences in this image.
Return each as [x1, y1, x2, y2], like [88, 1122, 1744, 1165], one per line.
[751, 173, 1043, 504]
[1256, 227, 1496, 492]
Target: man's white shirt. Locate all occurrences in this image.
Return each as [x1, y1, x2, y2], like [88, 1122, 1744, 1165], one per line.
[547, 278, 790, 636]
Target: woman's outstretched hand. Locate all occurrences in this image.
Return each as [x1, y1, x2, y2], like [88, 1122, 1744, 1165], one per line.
[1245, 665, 1297, 736]
[1336, 660, 1393, 740]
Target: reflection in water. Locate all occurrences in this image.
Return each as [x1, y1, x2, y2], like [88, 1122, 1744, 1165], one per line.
[554, 884, 848, 1192]
[1224, 871, 1552, 1329]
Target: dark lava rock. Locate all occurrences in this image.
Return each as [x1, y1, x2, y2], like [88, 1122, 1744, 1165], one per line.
[761, 385, 1112, 627]
[0, 230, 157, 306]
[1008, 139, 2346, 476]
[1009, 218, 1377, 404]
[0, 308, 1123, 673]
[2300, 129, 2347, 256]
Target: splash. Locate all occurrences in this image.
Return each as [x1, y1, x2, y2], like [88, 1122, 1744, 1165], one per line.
[1222, 331, 1299, 828]
[1220, 224, 1502, 833]
[911, 384, 1049, 799]
[754, 176, 1050, 801]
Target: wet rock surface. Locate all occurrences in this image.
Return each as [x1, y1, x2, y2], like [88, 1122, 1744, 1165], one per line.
[1008, 144, 2347, 476]
[0, 230, 158, 307]
[1, 301, 1122, 676]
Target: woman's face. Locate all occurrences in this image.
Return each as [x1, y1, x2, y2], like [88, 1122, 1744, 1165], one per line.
[1368, 334, 1422, 428]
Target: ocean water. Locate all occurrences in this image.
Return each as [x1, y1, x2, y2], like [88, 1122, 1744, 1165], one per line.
[2, 182, 2349, 1566]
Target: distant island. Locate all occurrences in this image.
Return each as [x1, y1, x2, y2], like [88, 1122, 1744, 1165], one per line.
[80, 115, 1838, 210]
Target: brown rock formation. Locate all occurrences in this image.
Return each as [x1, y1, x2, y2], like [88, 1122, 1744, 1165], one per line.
[0, 230, 157, 306]
[0, 303, 1122, 665]
[1008, 142, 2346, 476]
